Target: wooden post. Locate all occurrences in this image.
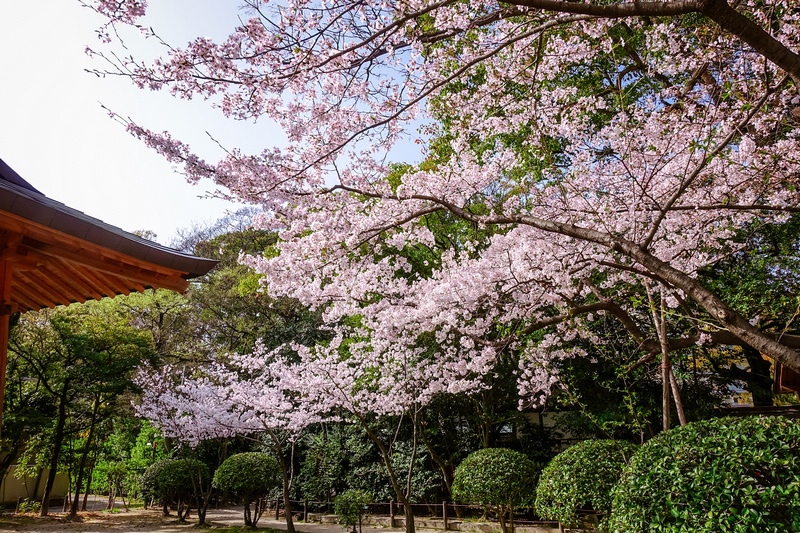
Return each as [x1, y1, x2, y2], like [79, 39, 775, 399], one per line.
[276, 498, 280, 520]
[0, 261, 13, 441]
[15, 496, 21, 514]
[389, 499, 395, 528]
[304, 499, 308, 522]
[443, 501, 448, 531]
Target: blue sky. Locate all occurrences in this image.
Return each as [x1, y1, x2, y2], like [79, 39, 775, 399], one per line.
[0, 1, 267, 245]
[0, 0, 424, 246]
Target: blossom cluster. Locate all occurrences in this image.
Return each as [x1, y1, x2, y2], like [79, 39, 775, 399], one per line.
[98, 0, 800, 410]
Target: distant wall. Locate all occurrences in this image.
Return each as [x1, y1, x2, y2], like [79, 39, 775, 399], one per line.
[0, 466, 68, 506]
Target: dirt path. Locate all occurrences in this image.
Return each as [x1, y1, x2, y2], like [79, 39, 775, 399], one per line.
[0, 507, 412, 533]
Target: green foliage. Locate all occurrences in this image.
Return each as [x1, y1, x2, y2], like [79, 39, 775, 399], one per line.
[214, 452, 280, 527]
[128, 421, 168, 469]
[105, 462, 129, 492]
[140, 459, 171, 502]
[452, 448, 537, 508]
[212, 452, 280, 500]
[299, 430, 346, 502]
[337, 424, 440, 504]
[334, 489, 373, 532]
[17, 498, 41, 514]
[158, 458, 209, 499]
[535, 439, 637, 530]
[608, 416, 800, 532]
[143, 457, 210, 511]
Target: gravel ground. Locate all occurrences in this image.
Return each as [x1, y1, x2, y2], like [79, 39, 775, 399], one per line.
[0, 506, 418, 533]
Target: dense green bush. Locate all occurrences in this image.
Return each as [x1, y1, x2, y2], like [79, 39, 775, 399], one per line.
[213, 452, 281, 526]
[534, 439, 637, 531]
[148, 458, 210, 521]
[452, 448, 538, 533]
[609, 416, 800, 532]
[335, 489, 373, 533]
[141, 459, 171, 508]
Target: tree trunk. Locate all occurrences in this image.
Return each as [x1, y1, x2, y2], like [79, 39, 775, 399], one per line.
[739, 346, 774, 406]
[81, 483, 90, 511]
[405, 410, 419, 510]
[668, 367, 687, 426]
[420, 419, 456, 504]
[497, 504, 509, 533]
[40, 382, 70, 517]
[266, 430, 296, 533]
[69, 395, 100, 519]
[244, 498, 253, 527]
[647, 286, 688, 431]
[82, 454, 98, 512]
[360, 420, 416, 533]
[188, 464, 212, 526]
[280, 453, 296, 533]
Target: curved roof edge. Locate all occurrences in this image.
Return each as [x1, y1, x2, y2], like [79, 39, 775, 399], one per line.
[0, 157, 217, 279]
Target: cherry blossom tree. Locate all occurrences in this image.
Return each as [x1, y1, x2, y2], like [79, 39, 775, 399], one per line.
[135, 349, 322, 533]
[91, 1, 800, 427]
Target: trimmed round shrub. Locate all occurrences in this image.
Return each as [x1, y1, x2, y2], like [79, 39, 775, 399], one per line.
[141, 459, 171, 505]
[534, 439, 637, 531]
[452, 448, 538, 533]
[154, 458, 210, 520]
[213, 452, 281, 526]
[608, 416, 800, 532]
[335, 489, 373, 533]
[158, 458, 208, 499]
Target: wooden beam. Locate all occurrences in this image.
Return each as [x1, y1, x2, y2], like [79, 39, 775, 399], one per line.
[75, 268, 119, 299]
[22, 270, 75, 307]
[23, 238, 182, 284]
[13, 271, 64, 309]
[90, 270, 131, 296]
[10, 291, 36, 313]
[38, 263, 89, 304]
[53, 260, 104, 301]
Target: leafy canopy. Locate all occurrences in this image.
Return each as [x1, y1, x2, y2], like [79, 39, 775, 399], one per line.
[609, 416, 800, 533]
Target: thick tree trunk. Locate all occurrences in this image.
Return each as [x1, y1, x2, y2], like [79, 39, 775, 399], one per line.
[40, 383, 69, 517]
[503, 0, 800, 80]
[737, 346, 775, 406]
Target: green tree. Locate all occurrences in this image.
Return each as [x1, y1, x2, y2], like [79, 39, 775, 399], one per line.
[8, 304, 155, 517]
[535, 440, 637, 531]
[452, 448, 537, 533]
[213, 452, 280, 526]
[156, 458, 211, 522]
[609, 416, 800, 532]
[299, 428, 346, 506]
[335, 489, 373, 533]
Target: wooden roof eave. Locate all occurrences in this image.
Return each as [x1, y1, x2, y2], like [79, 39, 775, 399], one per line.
[0, 161, 218, 312]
